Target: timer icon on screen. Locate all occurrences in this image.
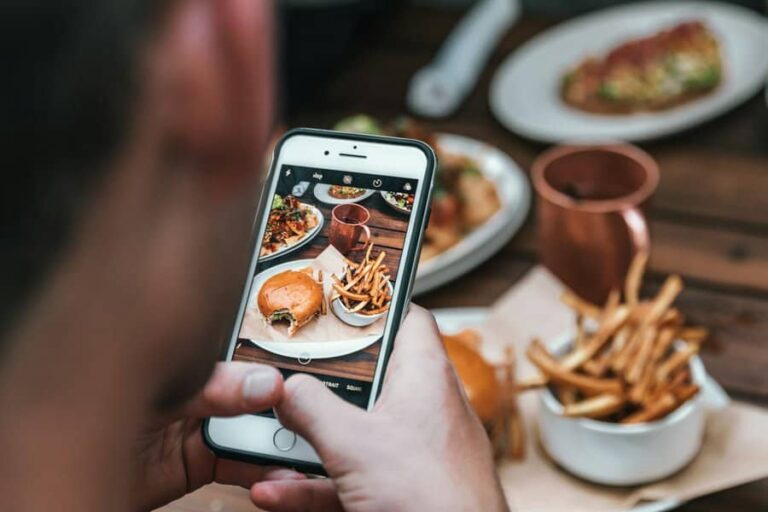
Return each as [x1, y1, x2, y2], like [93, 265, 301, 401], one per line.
[372, 179, 382, 188]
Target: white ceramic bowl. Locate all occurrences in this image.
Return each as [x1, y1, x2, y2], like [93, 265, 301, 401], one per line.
[331, 282, 393, 327]
[538, 344, 707, 486]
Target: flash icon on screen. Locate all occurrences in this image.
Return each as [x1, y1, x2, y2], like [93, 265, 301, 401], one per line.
[343, 175, 353, 185]
[403, 182, 412, 192]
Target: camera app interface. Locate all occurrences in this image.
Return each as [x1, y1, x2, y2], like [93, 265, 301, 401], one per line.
[233, 165, 418, 408]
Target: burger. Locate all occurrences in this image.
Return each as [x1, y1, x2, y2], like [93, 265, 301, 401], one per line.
[257, 270, 323, 336]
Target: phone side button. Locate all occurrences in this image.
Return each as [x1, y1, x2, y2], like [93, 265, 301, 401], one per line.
[273, 428, 297, 452]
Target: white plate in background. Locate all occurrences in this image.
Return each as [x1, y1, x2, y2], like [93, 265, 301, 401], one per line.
[490, 1, 768, 143]
[414, 133, 530, 295]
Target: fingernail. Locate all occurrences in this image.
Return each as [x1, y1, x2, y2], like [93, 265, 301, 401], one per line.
[243, 367, 278, 400]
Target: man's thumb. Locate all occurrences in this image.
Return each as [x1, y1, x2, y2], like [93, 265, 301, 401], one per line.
[275, 374, 364, 460]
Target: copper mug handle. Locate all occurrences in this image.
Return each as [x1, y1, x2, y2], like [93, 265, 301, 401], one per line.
[620, 207, 650, 257]
[350, 225, 371, 251]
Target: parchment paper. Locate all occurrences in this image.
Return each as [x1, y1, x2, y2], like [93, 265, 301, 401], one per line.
[479, 267, 768, 511]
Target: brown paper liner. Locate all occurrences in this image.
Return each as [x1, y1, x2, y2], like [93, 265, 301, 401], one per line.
[482, 267, 768, 511]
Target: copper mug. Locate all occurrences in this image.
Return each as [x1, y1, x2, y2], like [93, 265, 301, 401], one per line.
[329, 203, 371, 255]
[532, 144, 659, 304]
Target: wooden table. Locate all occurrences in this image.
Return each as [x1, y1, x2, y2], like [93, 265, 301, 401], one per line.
[162, 6, 768, 511]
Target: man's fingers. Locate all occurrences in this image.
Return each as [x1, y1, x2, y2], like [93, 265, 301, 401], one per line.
[389, 304, 446, 369]
[214, 458, 305, 488]
[183, 362, 282, 418]
[184, 428, 304, 492]
[379, 305, 454, 400]
[274, 373, 363, 461]
[376, 304, 471, 416]
[250, 478, 342, 512]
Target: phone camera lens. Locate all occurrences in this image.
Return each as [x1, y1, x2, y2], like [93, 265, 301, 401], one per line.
[353, 145, 358, 150]
[324, 150, 329, 156]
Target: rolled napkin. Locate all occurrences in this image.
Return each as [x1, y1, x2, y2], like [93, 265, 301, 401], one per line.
[406, 0, 520, 118]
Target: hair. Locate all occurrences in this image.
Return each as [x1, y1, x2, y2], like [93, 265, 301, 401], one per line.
[0, 1, 165, 337]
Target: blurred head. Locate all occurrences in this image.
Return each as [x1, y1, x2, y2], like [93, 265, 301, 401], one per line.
[1, 0, 276, 407]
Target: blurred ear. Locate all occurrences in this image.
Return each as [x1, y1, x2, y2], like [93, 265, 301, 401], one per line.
[147, 0, 276, 197]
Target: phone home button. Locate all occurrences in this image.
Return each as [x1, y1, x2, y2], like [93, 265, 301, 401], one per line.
[273, 428, 297, 452]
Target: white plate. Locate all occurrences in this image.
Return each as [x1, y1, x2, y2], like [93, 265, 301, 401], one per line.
[490, 1, 768, 143]
[380, 190, 413, 215]
[246, 259, 381, 359]
[432, 307, 488, 332]
[431, 306, 731, 511]
[413, 134, 530, 295]
[313, 183, 375, 205]
[259, 203, 324, 262]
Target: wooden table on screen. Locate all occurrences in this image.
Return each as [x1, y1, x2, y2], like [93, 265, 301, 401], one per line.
[160, 6, 768, 512]
[235, 185, 406, 383]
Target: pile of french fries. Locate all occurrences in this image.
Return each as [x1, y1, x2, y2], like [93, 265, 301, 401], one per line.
[519, 252, 707, 424]
[301, 267, 327, 316]
[331, 243, 392, 316]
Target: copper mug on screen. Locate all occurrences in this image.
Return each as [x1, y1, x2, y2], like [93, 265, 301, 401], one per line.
[329, 203, 371, 255]
[532, 144, 659, 304]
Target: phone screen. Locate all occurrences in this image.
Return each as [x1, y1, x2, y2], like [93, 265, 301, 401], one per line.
[230, 164, 420, 409]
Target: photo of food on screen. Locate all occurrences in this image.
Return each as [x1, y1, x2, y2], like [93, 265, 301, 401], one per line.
[231, 165, 418, 406]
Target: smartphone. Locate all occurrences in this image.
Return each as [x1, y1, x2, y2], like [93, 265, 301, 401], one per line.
[204, 128, 436, 473]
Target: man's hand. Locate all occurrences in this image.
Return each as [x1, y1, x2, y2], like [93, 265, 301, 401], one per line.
[132, 362, 304, 511]
[250, 305, 508, 512]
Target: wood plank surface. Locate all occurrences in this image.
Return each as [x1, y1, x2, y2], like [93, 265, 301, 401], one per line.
[510, 217, 768, 294]
[652, 149, 768, 229]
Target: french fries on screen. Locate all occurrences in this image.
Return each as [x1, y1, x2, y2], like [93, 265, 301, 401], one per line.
[331, 242, 393, 316]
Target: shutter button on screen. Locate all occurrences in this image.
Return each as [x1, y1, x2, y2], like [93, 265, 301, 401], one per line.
[273, 428, 297, 452]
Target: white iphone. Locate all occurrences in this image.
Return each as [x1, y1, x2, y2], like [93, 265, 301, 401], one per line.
[204, 128, 436, 473]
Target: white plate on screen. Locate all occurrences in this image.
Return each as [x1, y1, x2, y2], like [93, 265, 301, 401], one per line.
[413, 133, 530, 295]
[380, 190, 413, 215]
[489, 1, 768, 143]
[313, 183, 375, 205]
[245, 259, 381, 359]
[432, 307, 730, 512]
[258, 203, 324, 263]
